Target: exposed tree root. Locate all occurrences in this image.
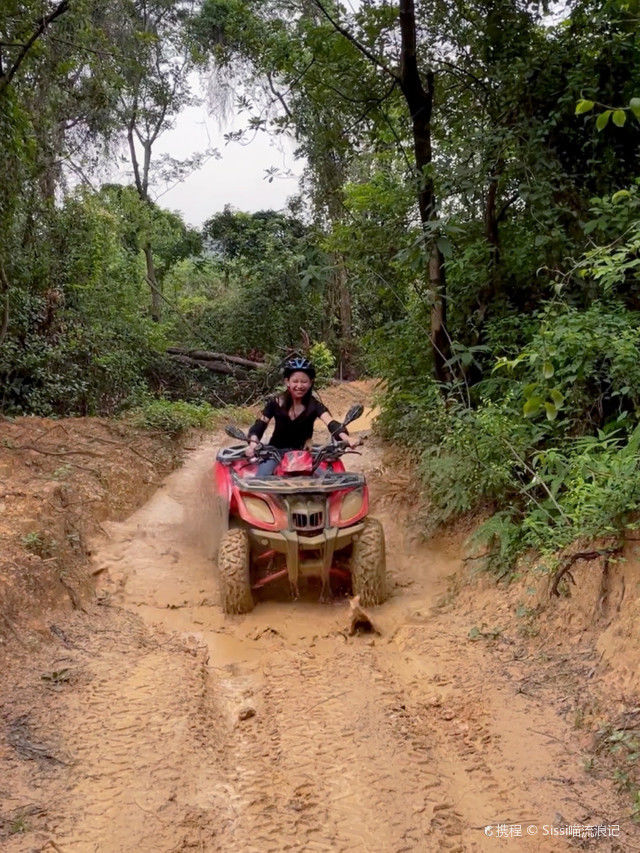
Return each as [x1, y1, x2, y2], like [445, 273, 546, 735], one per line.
[550, 544, 622, 598]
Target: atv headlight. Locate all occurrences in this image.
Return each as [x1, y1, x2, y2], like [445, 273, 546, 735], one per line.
[340, 489, 364, 521]
[243, 496, 274, 524]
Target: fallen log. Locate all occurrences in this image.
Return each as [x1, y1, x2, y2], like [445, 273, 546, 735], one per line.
[167, 347, 264, 370]
[170, 354, 239, 376]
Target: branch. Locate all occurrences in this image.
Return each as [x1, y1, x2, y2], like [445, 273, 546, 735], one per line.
[0, 0, 69, 96]
[48, 36, 125, 60]
[344, 78, 398, 135]
[497, 192, 519, 223]
[63, 158, 98, 191]
[435, 58, 489, 93]
[283, 57, 317, 97]
[378, 107, 413, 171]
[311, 0, 399, 82]
[12, 444, 103, 458]
[266, 72, 292, 119]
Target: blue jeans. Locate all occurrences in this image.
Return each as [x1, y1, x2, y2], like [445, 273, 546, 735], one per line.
[257, 458, 278, 477]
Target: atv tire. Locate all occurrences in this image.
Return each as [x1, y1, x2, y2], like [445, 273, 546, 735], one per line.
[350, 517, 387, 606]
[218, 528, 254, 614]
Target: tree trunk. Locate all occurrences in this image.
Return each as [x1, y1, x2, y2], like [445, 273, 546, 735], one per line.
[311, 0, 450, 378]
[167, 348, 263, 369]
[0, 262, 10, 347]
[475, 160, 504, 330]
[322, 150, 354, 375]
[128, 120, 163, 322]
[484, 160, 502, 292]
[333, 252, 353, 377]
[398, 0, 450, 381]
[144, 242, 161, 323]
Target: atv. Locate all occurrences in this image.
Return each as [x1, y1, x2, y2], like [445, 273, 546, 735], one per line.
[214, 404, 387, 614]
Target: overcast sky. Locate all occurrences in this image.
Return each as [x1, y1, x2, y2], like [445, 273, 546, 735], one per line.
[145, 96, 303, 227]
[122, 1, 368, 226]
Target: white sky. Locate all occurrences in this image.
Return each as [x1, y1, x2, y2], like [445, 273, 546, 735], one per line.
[121, 0, 367, 226]
[146, 100, 303, 227]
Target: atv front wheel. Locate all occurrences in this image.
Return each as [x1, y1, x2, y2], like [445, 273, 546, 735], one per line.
[350, 517, 387, 606]
[217, 528, 254, 614]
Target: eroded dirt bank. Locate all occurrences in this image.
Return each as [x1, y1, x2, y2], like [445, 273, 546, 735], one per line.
[1, 384, 639, 851]
[0, 416, 184, 636]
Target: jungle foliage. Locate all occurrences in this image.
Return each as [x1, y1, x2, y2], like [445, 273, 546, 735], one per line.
[3, 0, 640, 568]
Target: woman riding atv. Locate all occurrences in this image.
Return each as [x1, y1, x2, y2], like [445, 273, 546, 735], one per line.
[245, 357, 360, 476]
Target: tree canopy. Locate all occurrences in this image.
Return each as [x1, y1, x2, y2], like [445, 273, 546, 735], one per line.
[3, 0, 640, 567]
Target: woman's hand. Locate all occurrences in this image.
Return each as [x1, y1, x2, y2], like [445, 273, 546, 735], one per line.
[340, 434, 362, 449]
[245, 440, 260, 458]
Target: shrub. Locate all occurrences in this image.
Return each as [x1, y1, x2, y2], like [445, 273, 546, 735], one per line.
[130, 399, 218, 436]
[309, 341, 336, 386]
[376, 287, 640, 574]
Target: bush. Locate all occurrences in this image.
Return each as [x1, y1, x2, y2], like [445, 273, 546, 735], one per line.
[493, 301, 640, 432]
[309, 341, 336, 386]
[419, 402, 527, 523]
[376, 288, 640, 574]
[130, 399, 218, 436]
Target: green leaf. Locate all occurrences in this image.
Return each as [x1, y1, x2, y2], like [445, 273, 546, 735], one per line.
[523, 397, 543, 418]
[545, 402, 558, 421]
[550, 389, 564, 406]
[543, 361, 555, 379]
[612, 190, 631, 203]
[436, 236, 452, 257]
[596, 110, 612, 131]
[612, 109, 627, 127]
[629, 97, 640, 119]
[575, 99, 595, 115]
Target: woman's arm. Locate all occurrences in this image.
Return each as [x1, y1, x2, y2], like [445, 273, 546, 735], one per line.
[319, 411, 360, 448]
[246, 406, 273, 457]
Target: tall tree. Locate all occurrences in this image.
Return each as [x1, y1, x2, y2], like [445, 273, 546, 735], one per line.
[115, 0, 198, 321]
[309, 0, 449, 379]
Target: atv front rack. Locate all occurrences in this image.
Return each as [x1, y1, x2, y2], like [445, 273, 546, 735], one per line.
[233, 471, 365, 494]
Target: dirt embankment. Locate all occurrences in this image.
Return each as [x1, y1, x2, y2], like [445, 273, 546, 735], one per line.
[1, 382, 640, 851]
[0, 416, 185, 641]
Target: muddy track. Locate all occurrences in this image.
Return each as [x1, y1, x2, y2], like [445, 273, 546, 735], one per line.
[1, 385, 637, 851]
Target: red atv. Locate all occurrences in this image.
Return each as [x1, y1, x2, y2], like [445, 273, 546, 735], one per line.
[214, 404, 387, 614]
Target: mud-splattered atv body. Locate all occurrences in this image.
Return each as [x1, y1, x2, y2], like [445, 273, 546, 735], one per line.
[214, 405, 387, 614]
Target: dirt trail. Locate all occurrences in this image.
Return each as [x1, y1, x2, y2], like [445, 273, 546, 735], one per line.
[2, 383, 636, 851]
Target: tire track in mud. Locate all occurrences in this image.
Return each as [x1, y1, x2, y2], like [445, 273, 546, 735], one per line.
[2, 383, 637, 851]
[1, 608, 231, 853]
[217, 640, 450, 852]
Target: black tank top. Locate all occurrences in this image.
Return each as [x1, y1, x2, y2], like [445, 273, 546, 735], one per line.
[261, 396, 329, 449]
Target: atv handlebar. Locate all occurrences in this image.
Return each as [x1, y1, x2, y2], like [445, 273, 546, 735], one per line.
[216, 437, 364, 466]
[216, 444, 251, 463]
